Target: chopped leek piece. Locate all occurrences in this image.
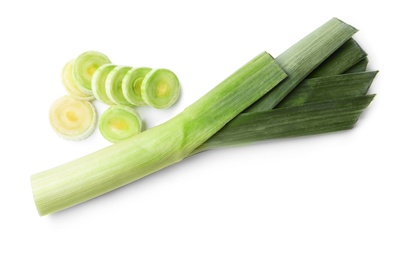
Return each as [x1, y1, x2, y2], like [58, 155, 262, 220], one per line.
[73, 51, 111, 92]
[122, 67, 151, 106]
[99, 106, 142, 143]
[276, 71, 377, 108]
[62, 59, 94, 100]
[344, 57, 369, 74]
[92, 64, 117, 105]
[246, 18, 357, 112]
[106, 66, 133, 106]
[307, 38, 367, 78]
[31, 52, 286, 216]
[141, 68, 180, 109]
[49, 95, 96, 141]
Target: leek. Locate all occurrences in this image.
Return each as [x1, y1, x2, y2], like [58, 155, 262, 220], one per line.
[62, 59, 94, 101]
[32, 52, 286, 216]
[73, 51, 111, 93]
[99, 106, 142, 143]
[122, 67, 151, 106]
[141, 68, 181, 109]
[106, 66, 133, 106]
[92, 64, 117, 105]
[49, 95, 97, 141]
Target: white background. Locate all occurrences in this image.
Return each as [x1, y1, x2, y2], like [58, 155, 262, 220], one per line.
[0, 0, 396, 259]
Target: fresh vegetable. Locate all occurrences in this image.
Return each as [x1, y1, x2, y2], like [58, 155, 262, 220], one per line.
[32, 52, 286, 216]
[122, 67, 151, 106]
[32, 18, 375, 217]
[92, 64, 117, 105]
[49, 95, 97, 141]
[141, 68, 180, 109]
[106, 66, 134, 106]
[99, 106, 142, 143]
[62, 59, 94, 101]
[73, 51, 111, 93]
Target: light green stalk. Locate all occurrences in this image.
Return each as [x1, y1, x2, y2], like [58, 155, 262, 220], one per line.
[31, 52, 286, 216]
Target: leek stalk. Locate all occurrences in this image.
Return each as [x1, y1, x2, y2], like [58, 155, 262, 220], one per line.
[31, 18, 366, 216]
[32, 52, 286, 216]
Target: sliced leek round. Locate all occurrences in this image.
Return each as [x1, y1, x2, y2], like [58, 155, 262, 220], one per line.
[49, 95, 97, 141]
[92, 64, 117, 105]
[73, 51, 111, 92]
[141, 68, 180, 109]
[122, 67, 151, 106]
[99, 105, 142, 143]
[105, 66, 132, 106]
[62, 59, 94, 100]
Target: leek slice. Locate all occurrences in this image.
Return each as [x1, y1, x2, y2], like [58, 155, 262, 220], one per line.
[99, 106, 142, 143]
[122, 67, 151, 106]
[73, 51, 111, 92]
[106, 66, 133, 106]
[49, 95, 96, 141]
[92, 64, 117, 105]
[62, 59, 94, 100]
[141, 68, 180, 109]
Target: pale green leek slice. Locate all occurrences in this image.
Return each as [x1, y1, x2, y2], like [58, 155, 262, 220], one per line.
[31, 52, 286, 216]
[106, 66, 133, 106]
[92, 64, 117, 105]
[49, 95, 96, 141]
[141, 68, 180, 109]
[62, 59, 94, 100]
[122, 67, 151, 106]
[73, 51, 111, 92]
[99, 106, 142, 143]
